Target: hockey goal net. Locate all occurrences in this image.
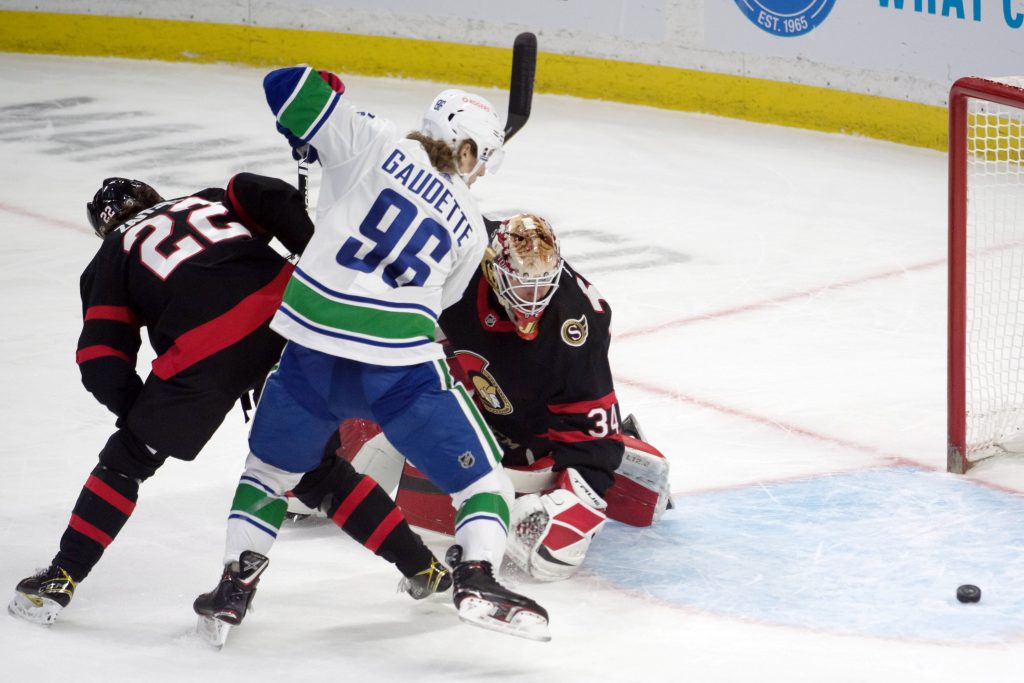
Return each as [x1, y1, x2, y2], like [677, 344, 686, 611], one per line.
[948, 76, 1024, 473]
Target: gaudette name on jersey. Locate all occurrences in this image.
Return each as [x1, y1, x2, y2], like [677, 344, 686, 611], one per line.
[382, 148, 474, 246]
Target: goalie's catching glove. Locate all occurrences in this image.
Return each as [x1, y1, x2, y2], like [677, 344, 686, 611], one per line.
[505, 467, 608, 582]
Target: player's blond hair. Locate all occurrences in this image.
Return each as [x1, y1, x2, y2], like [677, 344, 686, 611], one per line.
[406, 132, 458, 174]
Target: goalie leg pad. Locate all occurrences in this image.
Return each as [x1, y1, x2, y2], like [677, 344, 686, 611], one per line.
[604, 435, 672, 527]
[395, 462, 456, 535]
[348, 431, 406, 495]
[337, 418, 383, 461]
[506, 468, 607, 582]
[504, 455, 557, 494]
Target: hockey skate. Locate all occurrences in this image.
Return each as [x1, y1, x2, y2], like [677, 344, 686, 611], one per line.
[193, 550, 269, 649]
[398, 555, 452, 600]
[445, 545, 550, 642]
[8, 565, 77, 626]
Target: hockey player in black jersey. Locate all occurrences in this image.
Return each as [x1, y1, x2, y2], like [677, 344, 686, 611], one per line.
[338, 214, 672, 581]
[9, 174, 449, 628]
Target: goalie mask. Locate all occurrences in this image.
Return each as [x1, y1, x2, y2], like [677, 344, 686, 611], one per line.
[421, 89, 505, 179]
[483, 214, 564, 341]
[86, 177, 163, 238]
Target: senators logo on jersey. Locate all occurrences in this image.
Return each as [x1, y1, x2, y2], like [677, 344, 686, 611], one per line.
[451, 350, 513, 415]
[561, 315, 588, 347]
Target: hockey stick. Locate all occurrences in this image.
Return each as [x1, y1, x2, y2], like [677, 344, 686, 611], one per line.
[296, 145, 311, 210]
[294, 34, 533, 197]
[504, 32, 537, 143]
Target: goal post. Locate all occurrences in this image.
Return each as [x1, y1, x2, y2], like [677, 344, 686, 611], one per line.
[948, 76, 1024, 473]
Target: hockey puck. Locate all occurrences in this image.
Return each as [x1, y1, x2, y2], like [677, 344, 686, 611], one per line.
[956, 584, 981, 603]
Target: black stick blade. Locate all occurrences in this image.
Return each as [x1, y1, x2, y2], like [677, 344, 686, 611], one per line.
[505, 32, 537, 142]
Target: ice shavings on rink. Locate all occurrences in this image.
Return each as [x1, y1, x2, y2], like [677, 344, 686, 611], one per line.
[586, 467, 1024, 643]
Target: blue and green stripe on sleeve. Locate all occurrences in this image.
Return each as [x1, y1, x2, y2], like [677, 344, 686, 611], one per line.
[263, 66, 343, 142]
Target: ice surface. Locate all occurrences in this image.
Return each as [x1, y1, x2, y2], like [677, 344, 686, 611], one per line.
[591, 468, 1024, 643]
[1, 53, 1023, 682]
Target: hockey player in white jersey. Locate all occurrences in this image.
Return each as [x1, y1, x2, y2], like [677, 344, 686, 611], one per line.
[193, 67, 549, 643]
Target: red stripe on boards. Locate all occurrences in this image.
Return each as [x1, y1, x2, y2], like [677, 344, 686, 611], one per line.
[84, 475, 136, 515]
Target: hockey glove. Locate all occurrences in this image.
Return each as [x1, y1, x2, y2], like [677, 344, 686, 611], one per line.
[505, 467, 607, 582]
[276, 123, 318, 164]
[273, 70, 344, 165]
[317, 69, 345, 94]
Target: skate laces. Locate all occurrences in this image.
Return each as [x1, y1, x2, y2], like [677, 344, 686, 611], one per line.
[445, 544, 498, 592]
[24, 567, 50, 582]
[452, 559, 498, 587]
[399, 557, 452, 599]
[38, 566, 76, 590]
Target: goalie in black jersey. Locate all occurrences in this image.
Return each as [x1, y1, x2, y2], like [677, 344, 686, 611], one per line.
[333, 214, 672, 581]
[8, 174, 449, 628]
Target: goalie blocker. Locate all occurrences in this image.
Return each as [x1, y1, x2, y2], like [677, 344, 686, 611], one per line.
[335, 417, 672, 581]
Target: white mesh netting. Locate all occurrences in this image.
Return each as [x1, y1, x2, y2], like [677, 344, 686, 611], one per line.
[964, 79, 1024, 461]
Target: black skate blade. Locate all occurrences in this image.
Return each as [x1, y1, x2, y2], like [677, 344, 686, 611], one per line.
[457, 597, 551, 642]
[196, 615, 231, 650]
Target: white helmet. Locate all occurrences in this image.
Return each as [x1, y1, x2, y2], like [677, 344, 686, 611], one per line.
[483, 214, 564, 341]
[421, 89, 505, 178]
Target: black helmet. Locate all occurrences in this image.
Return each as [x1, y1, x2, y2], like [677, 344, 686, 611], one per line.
[86, 177, 163, 238]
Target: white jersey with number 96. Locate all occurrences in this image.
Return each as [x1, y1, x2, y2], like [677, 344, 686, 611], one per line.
[265, 66, 487, 366]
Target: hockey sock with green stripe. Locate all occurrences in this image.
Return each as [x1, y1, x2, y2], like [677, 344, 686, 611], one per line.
[453, 492, 510, 566]
[224, 474, 290, 563]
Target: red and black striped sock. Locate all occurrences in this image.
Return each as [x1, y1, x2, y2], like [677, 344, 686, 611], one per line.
[325, 473, 434, 578]
[52, 465, 139, 582]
